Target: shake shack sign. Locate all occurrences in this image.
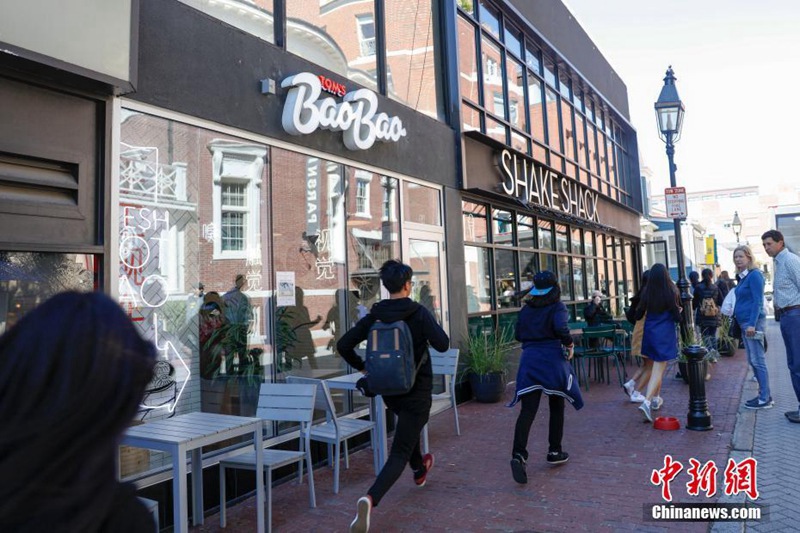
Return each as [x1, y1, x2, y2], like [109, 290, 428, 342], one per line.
[498, 149, 600, 223]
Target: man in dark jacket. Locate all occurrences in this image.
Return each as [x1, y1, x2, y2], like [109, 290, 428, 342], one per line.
[338, 260, 449, 533]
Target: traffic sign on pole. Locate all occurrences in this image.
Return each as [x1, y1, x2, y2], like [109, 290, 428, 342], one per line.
[665, 187, 688, 219]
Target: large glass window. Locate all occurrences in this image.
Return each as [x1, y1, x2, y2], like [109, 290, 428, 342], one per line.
[457, 15, 479, 104]
[495, 249, 517, 308]
[463, 201, 489, 243]
[178, 0, 274, 44]
[464, 245, 492, 313]
[492, 208, 514, 246]
[385, 0, 444, 120]
[482, 38, 504, 117]
[528, 74, 545, 141]
[403, 182, 442, 226]
[507, 58, 526, 132]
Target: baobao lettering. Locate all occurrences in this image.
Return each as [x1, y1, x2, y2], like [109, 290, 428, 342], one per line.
[498, 149, 600, 223]
[281, 72, 407, 151]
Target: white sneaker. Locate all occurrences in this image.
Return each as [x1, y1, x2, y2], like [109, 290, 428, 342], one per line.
[639, 400, 653, 423]
[350, 496, 372, 533]
[623, 379, 636, 396]
[630, 391, 646, 403]
[651, 396, 663, 410]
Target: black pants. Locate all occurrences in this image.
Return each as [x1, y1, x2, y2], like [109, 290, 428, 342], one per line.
[367, 394, 431, 506]
[512, 390, 564, 460]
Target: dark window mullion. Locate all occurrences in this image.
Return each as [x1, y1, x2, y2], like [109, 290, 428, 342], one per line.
[375, 0, 387, 95]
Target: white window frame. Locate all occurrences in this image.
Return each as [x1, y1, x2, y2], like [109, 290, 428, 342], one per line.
[356, 14, 376, 57]
[209, 140, 266, 260]
[354, 170, 372, 218]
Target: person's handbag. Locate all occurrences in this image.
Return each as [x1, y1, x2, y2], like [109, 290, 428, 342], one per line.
[720, 289, 736, 317]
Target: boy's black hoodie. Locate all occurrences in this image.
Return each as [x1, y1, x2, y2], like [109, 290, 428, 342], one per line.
[337, 297, 449, 397]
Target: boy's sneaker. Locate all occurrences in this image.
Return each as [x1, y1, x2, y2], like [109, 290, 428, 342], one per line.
[546, 451, 569, 465]
[745, 397, 774, 410]
[623, 379, 636, 397]
[510, 453, 528, 483]
[629, 391, 646, 403]
[639, 400, 653, 422]
[651, 396, 663, 411]
[413, 453, 435, 487]
[349, 495, 372, 533]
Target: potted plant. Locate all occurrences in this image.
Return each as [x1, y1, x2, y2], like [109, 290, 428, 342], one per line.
[462, 326, 516, 403]
[677, 326, 710, 384]
[717, 316, 737, 357]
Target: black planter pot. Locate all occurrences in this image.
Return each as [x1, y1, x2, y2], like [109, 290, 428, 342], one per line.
[468, 372, 506, 403]
[718, 342, 736, 357]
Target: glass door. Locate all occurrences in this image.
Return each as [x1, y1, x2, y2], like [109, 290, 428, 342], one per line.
[403, 230, 448, 332]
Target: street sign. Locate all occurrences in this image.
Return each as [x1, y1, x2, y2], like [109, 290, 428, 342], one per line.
[664, 186, 688, 219]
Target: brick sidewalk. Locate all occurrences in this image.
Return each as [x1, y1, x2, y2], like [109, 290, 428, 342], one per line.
[197, 350, 748, 532]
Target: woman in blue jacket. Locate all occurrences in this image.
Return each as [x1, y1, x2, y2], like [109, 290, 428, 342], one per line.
[733, 245, 772, 409]
[509, 271, 583, 484]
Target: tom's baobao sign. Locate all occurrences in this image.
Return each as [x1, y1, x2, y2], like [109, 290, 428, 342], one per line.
[498, 149, 600, 223]
[281, 72, 407, 151]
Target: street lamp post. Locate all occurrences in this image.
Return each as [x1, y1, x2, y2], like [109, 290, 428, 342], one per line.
[732, 211, 742, 244]
[655, 66, 711, 431]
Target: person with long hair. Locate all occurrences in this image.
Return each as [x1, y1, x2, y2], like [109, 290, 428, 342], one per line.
[733, 245, 772, 409]
[633, 263, 681, 422]
[509, 271, 583, 484]
[0, 291, 157, 532]
[623, 270, 651, 404]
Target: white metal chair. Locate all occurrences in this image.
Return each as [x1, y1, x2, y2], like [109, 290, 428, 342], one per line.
[287, 375, 377, 493]
[219, 383, 317, 531]
[422, 348, 460, 454]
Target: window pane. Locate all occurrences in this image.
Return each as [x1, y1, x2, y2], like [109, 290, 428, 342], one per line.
[507, 58, 526, 132]
[558, 255, 572, 300]
[482, 38, 503, 116]
[287, 2, 377, 90]
[561, 99, 575, 161]
[462, 102, 482, 132]
[492, 208, 514, 246]
[177, 0, 274, 44]
[545, 87, 561, 152]
[496, 248, 517, 308]
[575, 113, 587, 169]
[386, 0, 443, 120]
[465, 245, 492, 313]
[478, 0, 500, 37]
[586, 258, 596, 294]
[555, 224, 569, 253]
[543, 56, 556, 87]
[504, 24, 522, 57]
[463, 200, 488, 243]
[537, 219, 553, 250]
[486, 115, 507, 144]
[585, 231, 595, 257]
[221, 212, 245, 251]
[539, 252, 556, 275]
[528, 74, 545, 141]
[571, 228, 583, 255]
[525, 43, 541, 74]
[457, 15, 479, 104]
[403, 182, 441, 226]
[573, 257, 585, 300]
[510, 130, 528, 154]
[519, 250, 538, 291]
[517, 214, 535, 249]
[0, 252, 98, 333]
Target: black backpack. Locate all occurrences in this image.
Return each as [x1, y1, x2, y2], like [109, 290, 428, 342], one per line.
[364, 318, 424, 396]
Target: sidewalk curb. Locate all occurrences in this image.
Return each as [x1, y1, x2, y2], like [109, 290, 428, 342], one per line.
[709, 362, 757, 533]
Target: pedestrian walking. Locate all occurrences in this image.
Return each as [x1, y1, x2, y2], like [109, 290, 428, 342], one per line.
[692, 268, 723, 363]
[623, 270, 651, 404]
[716, 270, 734, 300]
[337, 260, 449, 533]
[632, 263, 681, 423]
[762, 229, 800, 422]
[733, 244, 773, 409]
[508, 270, 583, 484]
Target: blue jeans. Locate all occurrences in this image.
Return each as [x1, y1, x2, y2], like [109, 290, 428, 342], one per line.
[779, 308, 800, 409]
[743, 316, 770, 402]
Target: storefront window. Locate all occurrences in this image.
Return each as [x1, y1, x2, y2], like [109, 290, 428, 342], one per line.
[571, 228, 583, 255]
[557, 255, 572, 300]
[492, 208, 514, 246]
[540, 252, 556, 275]
[287, 2, 377, 91]
[507, 58, 526, 132]
[495, 248, 517, 308]
[537, 219, 553, 250]
[0, 252, 98, 335]
[386, 0, 444, 120]
[585, 258, 596, 294]
[519, 251, 537, 290]
[573, 258, 585, 300]
[482, 38, 504, 119]
[403, 182, 442, 226]
[463, 201, 489, 243]
[555, 224, 569, 253]
[517, 214, 535, 249]
[528, 74, 545, 142]
[464, 245, 492, 313]
[478, 0, 500, 38]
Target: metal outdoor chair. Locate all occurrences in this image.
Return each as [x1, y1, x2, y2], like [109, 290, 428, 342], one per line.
[219, 383, 317, 530]
[573, 325, 624, 391]
[422, 348, 461, 455]
[286, 375, 377, 494]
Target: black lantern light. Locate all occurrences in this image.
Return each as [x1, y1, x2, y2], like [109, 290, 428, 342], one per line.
[732, 211, 742, 244]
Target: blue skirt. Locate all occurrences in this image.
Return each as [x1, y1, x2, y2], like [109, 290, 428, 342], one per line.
[509, 340, 584, 410]
[641, 311, 679, 362]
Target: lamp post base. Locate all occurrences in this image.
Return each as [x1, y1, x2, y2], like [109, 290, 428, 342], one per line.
[683, 344, 713, 431]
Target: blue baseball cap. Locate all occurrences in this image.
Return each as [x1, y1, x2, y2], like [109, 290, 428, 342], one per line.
[529, 270, 557, 296]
